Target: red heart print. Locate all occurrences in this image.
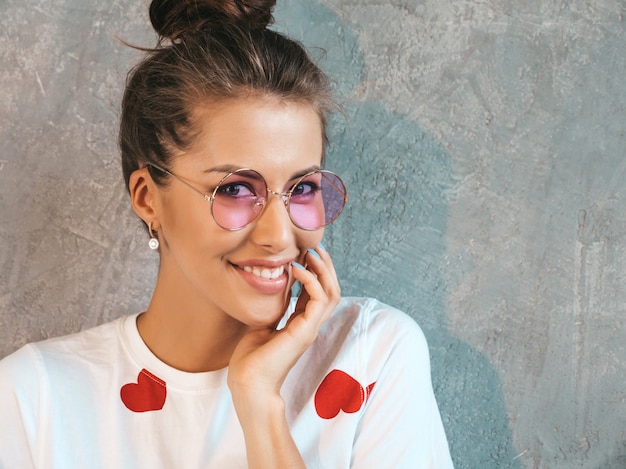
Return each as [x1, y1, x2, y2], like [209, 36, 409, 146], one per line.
[314, 369, 376, 419]
[120, 369, 167, 413]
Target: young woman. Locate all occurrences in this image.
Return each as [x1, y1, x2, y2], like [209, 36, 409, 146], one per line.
[0, 1, 453, 467]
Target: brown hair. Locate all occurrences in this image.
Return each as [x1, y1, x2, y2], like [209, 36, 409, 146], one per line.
[119, 0, 334, 189]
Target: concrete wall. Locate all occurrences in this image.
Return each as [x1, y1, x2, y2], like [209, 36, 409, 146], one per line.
[1, 1, 625, 467]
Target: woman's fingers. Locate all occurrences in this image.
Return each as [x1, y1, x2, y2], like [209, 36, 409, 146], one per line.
[293, 282, 310, 316]
[308, 247, 339, 292]
[305, 246, 339, 290]
[286, 247, 340, 341]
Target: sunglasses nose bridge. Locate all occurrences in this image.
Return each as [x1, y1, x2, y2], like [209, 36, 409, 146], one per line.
[267, 188, 291, 206]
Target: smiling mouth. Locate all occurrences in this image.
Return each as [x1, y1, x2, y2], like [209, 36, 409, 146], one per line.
[240, 265, 286, 280]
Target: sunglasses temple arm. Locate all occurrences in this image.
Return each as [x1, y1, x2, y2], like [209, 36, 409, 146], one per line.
[146, 163, 212, 201]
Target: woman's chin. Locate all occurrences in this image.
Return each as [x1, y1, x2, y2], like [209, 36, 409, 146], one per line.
[240, 294, 292, 328]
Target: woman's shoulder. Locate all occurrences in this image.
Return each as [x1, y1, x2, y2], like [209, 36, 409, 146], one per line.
[314, 297, 430, 363]
[284, 297, 433, 416]
[0, 314, 135, 377]
[330, 297, 427, 340]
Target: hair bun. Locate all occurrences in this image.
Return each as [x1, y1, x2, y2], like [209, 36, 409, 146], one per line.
[150, 0, 276, 40]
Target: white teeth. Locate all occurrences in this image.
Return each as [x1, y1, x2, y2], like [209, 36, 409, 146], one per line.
[242, 265, 285, 280]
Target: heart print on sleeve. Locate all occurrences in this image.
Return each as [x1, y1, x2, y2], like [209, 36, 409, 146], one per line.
[314, 369, 376, 419]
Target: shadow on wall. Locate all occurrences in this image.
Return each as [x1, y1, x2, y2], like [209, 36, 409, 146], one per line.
[274, 1, 521, 467]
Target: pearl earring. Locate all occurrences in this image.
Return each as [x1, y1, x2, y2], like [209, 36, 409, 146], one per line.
[148, 222, 159, 250]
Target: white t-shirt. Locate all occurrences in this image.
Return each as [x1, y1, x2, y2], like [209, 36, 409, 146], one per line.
[0, 297, 453, 468]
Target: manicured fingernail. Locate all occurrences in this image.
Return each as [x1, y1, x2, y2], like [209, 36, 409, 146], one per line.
[291, 261, 306, 270]
[318, 242, 326, 251]
[307, 248, 321, 259]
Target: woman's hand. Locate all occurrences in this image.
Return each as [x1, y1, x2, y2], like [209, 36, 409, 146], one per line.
[227, 245, 340, 468]
[228, 244, 340, 396]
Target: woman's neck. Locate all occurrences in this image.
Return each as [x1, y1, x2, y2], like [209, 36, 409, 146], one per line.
[137, 273, 249, 373]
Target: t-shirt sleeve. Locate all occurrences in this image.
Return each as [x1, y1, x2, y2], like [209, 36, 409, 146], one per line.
[0, 345, 42, 469]
[350, 307, 454, 468]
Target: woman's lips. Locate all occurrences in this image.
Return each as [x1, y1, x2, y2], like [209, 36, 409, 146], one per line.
[231, 262, 291, 295]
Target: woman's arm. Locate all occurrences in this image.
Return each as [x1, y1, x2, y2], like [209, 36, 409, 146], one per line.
[0, 345, 39, 469]
[350, 308, 454, 468]
[227, 245, 340, 468]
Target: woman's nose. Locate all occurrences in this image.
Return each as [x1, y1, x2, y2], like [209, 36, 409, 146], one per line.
[248, 193, 294, 252]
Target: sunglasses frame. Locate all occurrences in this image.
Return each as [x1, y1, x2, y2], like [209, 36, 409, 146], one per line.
[145, 163, 347, 231]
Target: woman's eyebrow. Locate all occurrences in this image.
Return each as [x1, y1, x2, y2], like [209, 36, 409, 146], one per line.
[202, 164, 322, 180]
[289, 165, 321, 180]
[202, 164, 243, 174]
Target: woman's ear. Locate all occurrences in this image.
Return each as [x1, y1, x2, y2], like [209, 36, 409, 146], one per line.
[129, 167, 160, 229]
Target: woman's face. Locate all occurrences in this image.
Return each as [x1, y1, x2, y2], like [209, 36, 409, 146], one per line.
[153, 97, 325, 327]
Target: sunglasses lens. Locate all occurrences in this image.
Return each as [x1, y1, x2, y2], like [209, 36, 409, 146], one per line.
[288, 171, 347, 230]
[211, 171, 267, 230]
[211, 170, 347, 230]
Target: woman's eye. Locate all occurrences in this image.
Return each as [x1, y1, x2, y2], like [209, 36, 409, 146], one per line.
[218, 183, 255, 197]
[292, 182, 319, 197]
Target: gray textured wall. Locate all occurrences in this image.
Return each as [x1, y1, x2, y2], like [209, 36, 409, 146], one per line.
[1, 1, 625, 468]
